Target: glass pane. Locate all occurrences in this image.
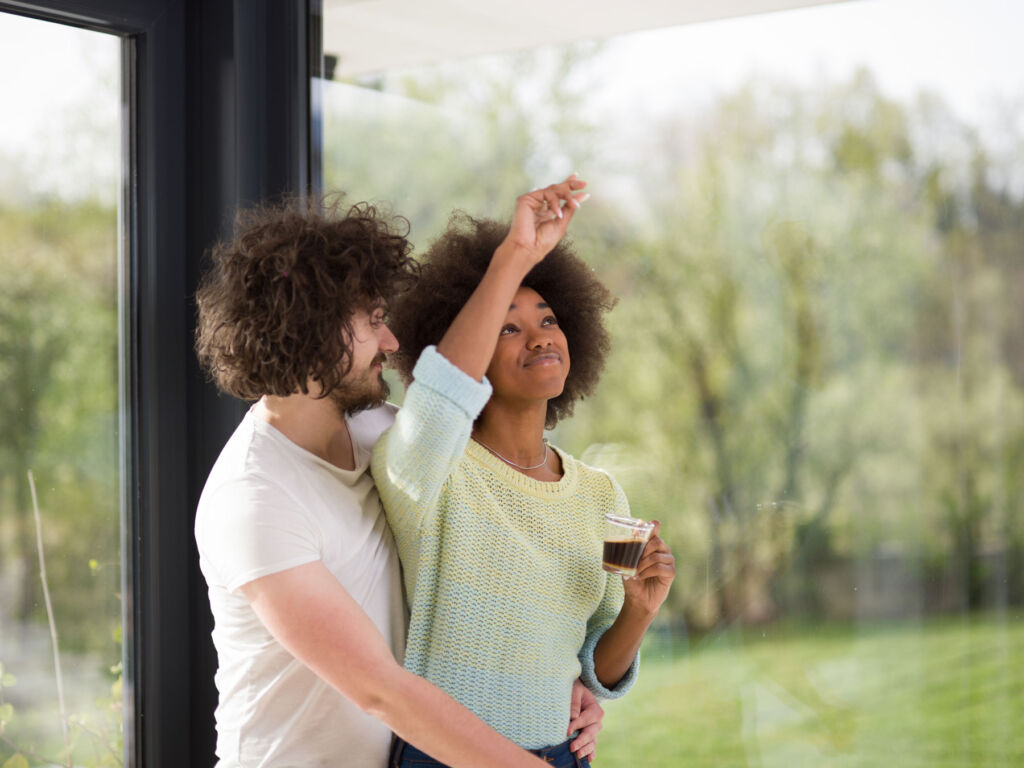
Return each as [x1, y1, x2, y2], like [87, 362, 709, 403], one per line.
[321, 0, 1024, 765]
[0, 13, 123, 768]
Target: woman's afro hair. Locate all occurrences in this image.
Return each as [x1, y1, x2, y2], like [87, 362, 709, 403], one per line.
[388, 213, 616, 428]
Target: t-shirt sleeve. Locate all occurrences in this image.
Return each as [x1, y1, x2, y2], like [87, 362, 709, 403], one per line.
[196, 475, 321, 594]
[578, 474, 640, 699]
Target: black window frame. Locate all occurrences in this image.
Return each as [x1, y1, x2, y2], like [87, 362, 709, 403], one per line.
[0, 1, 316, 764]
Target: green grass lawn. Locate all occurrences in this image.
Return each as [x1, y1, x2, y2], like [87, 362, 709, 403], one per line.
[597, 613, 1024, 767]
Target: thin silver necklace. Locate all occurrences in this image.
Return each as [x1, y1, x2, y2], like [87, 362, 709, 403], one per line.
[473, 435, 549, 471]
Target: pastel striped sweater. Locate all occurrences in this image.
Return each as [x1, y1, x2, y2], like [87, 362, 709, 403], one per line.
[372, 346, 638, 749]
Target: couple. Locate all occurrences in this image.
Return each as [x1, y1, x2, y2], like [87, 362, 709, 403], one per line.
[194, 176, 676, 768]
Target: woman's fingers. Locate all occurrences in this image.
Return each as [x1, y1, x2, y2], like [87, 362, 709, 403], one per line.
[569, 718, 602, 759]
[637, 535, 672, 563]
[638, 532, 669, 560]
[569, 678, 585, 720]
[568, 676, 603, 759]
[573, 741, 597, 762]
[634, 548, 676, 580]
[634, 553, 676, 580]
[568, 697, 603, 733]
[505, 176, 588, 261]
[634, 523, 675, 581]
[537, 175, 589, 218]
[543, 187, 564, 219]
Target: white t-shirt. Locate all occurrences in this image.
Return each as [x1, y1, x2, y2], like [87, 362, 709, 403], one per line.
[195, 404, 405, 768]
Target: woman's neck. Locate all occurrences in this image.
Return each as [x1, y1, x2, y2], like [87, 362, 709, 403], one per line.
[472, 401, 562, 479]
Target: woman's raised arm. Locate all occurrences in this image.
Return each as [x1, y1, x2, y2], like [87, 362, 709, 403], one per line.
[436, 175, 588, 380]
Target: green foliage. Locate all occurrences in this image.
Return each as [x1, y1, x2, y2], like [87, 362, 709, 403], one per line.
[599, 614, 1024, 766]
[0, 651, 122, 767]
[0, 194, 122, 765]
[0, 199, 120, 649]
[324, 44, 602, 248]
[556, 71, 1024, 629]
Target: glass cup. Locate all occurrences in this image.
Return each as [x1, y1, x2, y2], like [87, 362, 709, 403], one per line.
[602, 513, 655, 578]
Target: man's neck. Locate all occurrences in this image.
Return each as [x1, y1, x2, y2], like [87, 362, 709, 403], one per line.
[254, 394, 357, 471]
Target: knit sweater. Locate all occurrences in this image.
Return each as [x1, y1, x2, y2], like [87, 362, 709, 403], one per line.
[372, 345, 638, 749]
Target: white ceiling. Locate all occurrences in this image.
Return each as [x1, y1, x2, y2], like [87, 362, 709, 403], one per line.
[323, 0, 856, 78]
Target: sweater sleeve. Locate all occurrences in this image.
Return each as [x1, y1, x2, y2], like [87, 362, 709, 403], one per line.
[371, 345, 492, 535]
[578, 475, 640, 700]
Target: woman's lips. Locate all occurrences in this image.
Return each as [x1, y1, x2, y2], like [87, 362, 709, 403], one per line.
[524, 352, 561, 367]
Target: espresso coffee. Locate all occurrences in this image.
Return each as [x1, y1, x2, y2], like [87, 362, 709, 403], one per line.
[603, 539, 646, 575]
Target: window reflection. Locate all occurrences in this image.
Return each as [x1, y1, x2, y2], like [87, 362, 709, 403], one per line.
[321, 1, 1024, 764]
[0, 13, 122, 767]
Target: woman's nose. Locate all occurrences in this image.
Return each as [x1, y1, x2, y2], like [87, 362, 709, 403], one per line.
[526, 329, 553, 349]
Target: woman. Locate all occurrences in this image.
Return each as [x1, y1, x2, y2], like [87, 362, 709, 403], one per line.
[372, 176, 676, 768]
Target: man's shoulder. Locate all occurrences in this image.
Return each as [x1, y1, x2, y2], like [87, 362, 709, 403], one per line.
[347, 402, 399, 453]
[197, 415, 299, 525]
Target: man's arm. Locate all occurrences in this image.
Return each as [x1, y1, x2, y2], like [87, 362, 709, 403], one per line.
[241, 561, 547, 768]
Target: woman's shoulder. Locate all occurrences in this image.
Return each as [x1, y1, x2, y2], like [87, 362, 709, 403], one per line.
[551, 445, 624, 496]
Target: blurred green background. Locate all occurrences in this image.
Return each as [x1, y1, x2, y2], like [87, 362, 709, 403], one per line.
[321, 10, 1024, 764]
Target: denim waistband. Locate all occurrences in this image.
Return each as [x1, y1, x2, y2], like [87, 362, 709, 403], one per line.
[390, 737, 588, 767]
[528, 738, 578, 758]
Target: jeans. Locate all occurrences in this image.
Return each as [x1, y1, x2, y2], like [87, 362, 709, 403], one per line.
[389, 737, 591, 768]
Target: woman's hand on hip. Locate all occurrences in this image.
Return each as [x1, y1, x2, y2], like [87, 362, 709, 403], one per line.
[568, 678, 603, 762]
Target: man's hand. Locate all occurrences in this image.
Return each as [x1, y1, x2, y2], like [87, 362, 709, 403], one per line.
[499, 174, 588, 268]
[567, 679, 604, 762]
[241, 562, 547, 767]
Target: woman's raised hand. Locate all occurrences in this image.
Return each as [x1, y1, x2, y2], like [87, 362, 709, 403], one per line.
[501, 174, 588, 267]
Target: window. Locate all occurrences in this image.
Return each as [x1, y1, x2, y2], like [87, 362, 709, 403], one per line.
[0, 13, 123, 767]
[319, 0, 1024, 764]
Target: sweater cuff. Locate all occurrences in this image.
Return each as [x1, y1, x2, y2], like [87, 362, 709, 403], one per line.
[578, 627, 639, 700]
[412, 345, 493, 420]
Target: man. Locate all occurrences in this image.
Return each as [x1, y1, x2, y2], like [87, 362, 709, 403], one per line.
[193, 197, 601, 767]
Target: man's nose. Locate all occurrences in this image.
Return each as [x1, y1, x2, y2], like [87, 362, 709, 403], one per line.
[380, 323, 399, 353]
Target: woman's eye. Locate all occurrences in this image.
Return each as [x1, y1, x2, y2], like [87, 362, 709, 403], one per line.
[500, 325, 518, 336]
[542, 315, 558, 326]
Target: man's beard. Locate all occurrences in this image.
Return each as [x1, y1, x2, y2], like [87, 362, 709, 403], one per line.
[328, 356, 390, 417]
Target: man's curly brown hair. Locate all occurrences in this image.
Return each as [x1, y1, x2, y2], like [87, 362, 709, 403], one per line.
[388, 213, 617, 428]
[195, 196, 417, 400]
